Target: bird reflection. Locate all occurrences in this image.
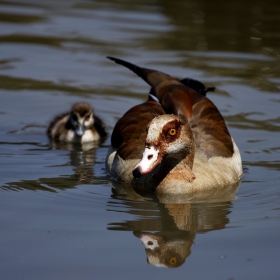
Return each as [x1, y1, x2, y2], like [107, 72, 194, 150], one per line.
[107, 180, 240, 268]
[49, 140, 98, 186]
[133, 230, 193, 268]
[49, 139, 99, 152]
[2, 140, 102, 192]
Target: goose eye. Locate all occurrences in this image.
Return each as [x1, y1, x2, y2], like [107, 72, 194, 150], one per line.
[85, 114, 90, 121]
[168, 128, 177, 136]
[169, 257, 177, 265]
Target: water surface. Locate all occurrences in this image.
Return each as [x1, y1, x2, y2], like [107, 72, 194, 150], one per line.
[0, 0, 280, 279]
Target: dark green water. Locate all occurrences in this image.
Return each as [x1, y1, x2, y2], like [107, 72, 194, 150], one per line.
[0, 0, 280, 279]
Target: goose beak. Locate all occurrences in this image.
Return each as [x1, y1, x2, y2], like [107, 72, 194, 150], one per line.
[75, 125, 85, 137]
[133, 146, 162, 178]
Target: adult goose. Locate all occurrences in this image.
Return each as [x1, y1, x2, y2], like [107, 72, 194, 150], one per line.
[47, 102, 106, 143]
[106, 57, 242, 195]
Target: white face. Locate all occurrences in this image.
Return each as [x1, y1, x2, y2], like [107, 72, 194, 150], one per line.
[133, 115, 191, 177]
[140, 235, 160, 250]
[134, 146, 160, 175]
[71, 112, 94, 137]
[146, 116, 168, 142]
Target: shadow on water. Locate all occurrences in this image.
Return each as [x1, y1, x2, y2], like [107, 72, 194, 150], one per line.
[107, 180, 240, 268]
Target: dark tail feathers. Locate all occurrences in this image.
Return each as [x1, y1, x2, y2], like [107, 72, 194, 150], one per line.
[107, 57, 215, 98]
[149, 77, 215, 100]
[107, 56, 149, 83]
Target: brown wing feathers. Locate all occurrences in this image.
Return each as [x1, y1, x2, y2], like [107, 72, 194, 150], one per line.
[190, 97, 234, 158]
[111, 101, 165, 160]
[108, 57, 234, 159]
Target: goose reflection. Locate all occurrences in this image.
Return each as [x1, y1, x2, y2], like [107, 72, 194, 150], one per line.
[133, 230, 193, 268]
[107, 180, 240, 268]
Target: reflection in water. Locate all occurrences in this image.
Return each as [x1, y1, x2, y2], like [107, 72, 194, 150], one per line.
[134, 230, 194, 268]
[107, 183, 235, 268]
[151, 0, 280, 54]
[2, 141, 100, 192]
[49, 138, 100, 152]
[50, 141, 99, 187]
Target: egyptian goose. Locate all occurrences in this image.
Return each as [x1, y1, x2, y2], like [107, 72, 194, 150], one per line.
[47, 102, 106, 143]
[106, 57, 242, 195]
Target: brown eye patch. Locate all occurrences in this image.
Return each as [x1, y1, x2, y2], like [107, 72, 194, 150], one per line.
[162, 119, 183, 142]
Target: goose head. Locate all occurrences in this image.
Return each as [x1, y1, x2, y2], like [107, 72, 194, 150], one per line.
[70, 103, 94, 137]
[133, 114, 195, 178]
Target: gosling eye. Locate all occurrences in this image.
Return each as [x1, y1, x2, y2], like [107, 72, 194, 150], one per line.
[72, 114, 78, 122]
[85, 114, 90, 121]
[168, 128, 177, 136]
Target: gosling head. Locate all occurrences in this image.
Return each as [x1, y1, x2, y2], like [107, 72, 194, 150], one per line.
[70, 103, 94, 137]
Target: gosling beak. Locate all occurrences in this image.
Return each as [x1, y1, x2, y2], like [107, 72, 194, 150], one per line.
[75, 125, 85, 137]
